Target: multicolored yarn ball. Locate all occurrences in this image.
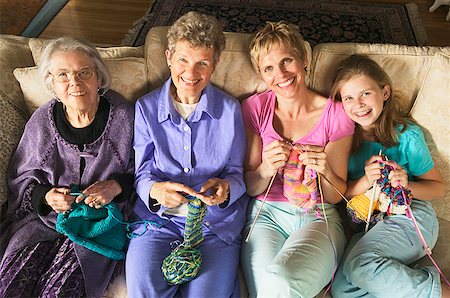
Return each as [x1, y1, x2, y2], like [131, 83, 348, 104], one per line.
[279, 149, 321, 210]
[161, 195, 207, 285]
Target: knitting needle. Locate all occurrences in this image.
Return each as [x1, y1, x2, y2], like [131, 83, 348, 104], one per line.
[245, 172, 277, 243]
[365, 149, 383, 233]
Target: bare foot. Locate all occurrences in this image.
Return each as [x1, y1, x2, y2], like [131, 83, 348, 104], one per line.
[442, 281, 450, 298]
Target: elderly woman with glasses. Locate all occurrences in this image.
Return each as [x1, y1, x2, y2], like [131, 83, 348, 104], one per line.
[126, 11, 247, 297]
[0, 37, 134, 297]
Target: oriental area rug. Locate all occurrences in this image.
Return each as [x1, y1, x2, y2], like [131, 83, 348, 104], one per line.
[122, 0, 427, 47]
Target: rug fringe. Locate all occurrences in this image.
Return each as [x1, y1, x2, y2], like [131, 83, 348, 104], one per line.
[121, 0, 156, 46]
[405, 3, 429, 45]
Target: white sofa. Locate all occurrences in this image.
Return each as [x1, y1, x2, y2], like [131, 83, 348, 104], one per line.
[0, 27, 449, 297]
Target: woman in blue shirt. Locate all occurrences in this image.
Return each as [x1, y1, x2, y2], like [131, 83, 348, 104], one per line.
[330, 54, 447, 297]
[126, 11, 247, 297]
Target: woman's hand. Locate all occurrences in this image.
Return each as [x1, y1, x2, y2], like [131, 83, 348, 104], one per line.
[200, 178, 229, 206]
[387, 161, 408, 188]
[260, 140, 292, 178]
[150, 181, 211, 208]
[297, 144, 327, 174]
[363, 155, 385, 188]
[45, 187, 74, 213]
[75, 180, 122, 208]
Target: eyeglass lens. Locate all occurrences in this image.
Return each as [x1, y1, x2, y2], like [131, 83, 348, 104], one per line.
[52, 68, 94, 83]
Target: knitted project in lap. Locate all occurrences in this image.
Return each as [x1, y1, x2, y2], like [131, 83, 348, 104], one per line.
[162, 195, 207, 285]
[347, 160, 413, 226]
[280, 149, 321, 210]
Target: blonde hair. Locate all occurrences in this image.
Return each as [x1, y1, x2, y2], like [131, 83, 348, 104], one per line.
[167, 11, 225, 63]
[39, 37, 110, 92]
[331, 54, 414, 152]
[249, 21, 307, 74]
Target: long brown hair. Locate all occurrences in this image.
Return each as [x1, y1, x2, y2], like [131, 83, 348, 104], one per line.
[331, 54, 414, 152]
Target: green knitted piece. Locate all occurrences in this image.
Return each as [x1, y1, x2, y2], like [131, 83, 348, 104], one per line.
[162, 195, 207, 285]
[56, 201, 127, 260]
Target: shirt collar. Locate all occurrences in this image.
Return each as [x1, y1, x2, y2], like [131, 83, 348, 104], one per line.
[157, 77, 219, 124]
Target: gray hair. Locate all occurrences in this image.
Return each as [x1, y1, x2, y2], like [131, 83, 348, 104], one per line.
[38, 37, 111, 92]
[167, 11, 226, 63]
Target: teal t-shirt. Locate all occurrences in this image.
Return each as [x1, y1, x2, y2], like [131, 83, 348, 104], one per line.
[348, 124, 434, 181]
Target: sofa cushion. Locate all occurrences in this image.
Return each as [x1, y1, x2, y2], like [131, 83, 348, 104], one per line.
[29, 38, 145, 65]
[13, 57, 149, 113]
[410, 53, 450, 222]
[310, 43, 450, 105]
[0, 92, 27, 219]
[144, 27, 313, 102]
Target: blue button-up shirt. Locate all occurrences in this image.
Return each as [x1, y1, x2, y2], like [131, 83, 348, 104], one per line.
[134, 78, 248, 244]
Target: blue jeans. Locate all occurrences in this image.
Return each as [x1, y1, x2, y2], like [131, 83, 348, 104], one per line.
[241, 200, 346, 298]
[331, 199, 440, 298]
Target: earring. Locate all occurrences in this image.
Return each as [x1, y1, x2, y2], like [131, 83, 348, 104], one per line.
[98, 88, 106, 96]
[304, 65, 307, 72]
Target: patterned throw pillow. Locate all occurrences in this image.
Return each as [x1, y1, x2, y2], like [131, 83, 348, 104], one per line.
[0, 92, 27, 219]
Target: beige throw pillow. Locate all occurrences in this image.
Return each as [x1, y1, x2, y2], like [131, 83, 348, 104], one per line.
[14, 57, 149, 113]
[410, 53, 450, 221]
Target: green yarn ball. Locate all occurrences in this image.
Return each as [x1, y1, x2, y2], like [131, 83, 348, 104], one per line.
[161, 245, 202, 285]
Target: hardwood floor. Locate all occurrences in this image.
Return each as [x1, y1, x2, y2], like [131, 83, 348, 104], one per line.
[39, 0, 450, 47]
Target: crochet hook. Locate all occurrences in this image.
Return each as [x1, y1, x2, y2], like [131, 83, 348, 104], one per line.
[365, 149, 383, 233]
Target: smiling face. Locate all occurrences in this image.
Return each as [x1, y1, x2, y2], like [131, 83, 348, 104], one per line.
[258, 43, 307, 102]
[50, 51, 100, 113]
[339, 74, 390, 131]
[166, 40, 216, 103]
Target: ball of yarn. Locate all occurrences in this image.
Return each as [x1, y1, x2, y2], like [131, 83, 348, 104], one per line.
[161, 245, 202, 285]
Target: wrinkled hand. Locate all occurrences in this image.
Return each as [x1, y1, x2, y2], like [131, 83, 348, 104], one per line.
[45, 187, 74, 213]
[200, 178, 229, 206]
[150, 181, 211, 208]
[297, 144, 327, 174]
[75, 180, 122, 209]
[387, 161, 408, 188]
[261, 140, 292, 178]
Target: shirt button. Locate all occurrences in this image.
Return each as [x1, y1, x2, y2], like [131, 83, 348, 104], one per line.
[183, 145, 189, 151]
[183, 126, 189, 132]
[183, 167, 190, 173]
[204, 221, 210, 226]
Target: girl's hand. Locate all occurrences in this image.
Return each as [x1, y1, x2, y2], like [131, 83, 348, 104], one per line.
[200, 178, 229, 206]
[150, 181, 210, 208]
[297, 144, 327, 174]
[363, 155, 385, 188]
[260, 140, 292, 178]
[76, 180, 122, 208]
[45, 187, 74, 213]
[387, 161, 408, 188]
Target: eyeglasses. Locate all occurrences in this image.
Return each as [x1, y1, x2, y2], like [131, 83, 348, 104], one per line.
[50, 67, 95, 83]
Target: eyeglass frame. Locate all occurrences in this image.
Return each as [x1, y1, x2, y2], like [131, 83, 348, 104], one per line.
[49, 67, 97, 83]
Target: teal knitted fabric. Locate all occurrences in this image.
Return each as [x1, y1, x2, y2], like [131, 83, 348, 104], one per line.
[56, 201, 127, 260]
[161, 195, 207, 285]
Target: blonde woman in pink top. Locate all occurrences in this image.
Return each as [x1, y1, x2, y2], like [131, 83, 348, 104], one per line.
[240, 21, 354, 297]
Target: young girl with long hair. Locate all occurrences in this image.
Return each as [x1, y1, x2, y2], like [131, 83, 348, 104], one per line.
[330, 54, 448, 298]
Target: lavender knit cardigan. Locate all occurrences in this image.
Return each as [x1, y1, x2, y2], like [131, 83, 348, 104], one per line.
[1, 90, 134, 298]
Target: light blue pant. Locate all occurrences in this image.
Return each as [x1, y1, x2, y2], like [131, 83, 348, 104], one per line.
[126, 216, 241, 298]
[241, 200, 346, 298]
[331, 200, 441, 298]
